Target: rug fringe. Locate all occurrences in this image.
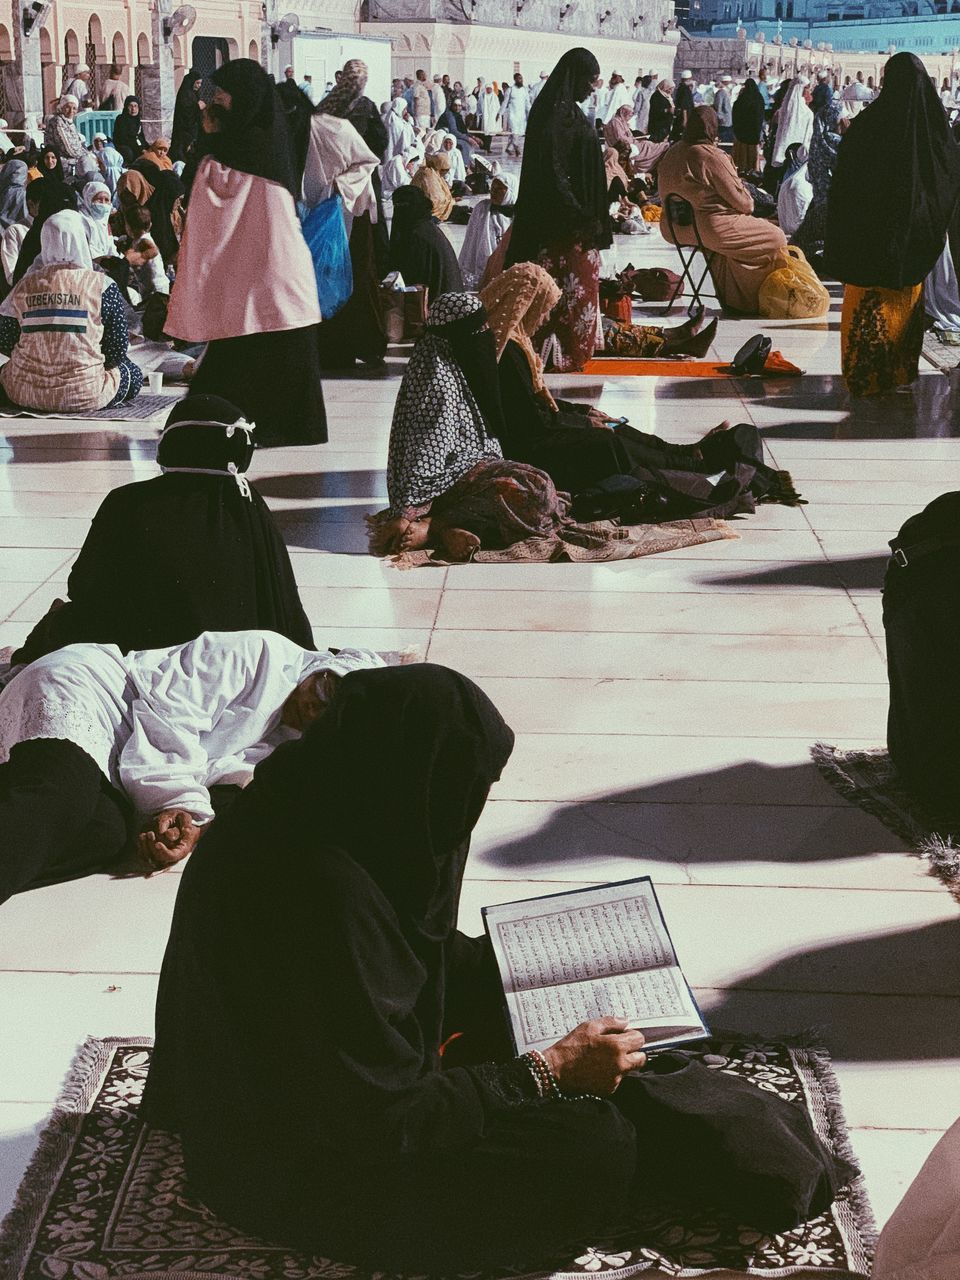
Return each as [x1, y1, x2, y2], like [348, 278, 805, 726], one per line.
[0, 1035, 152, 1279]
[812, 741, 960, 901]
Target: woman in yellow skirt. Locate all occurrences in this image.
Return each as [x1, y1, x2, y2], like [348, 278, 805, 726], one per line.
[825, 52, 960, 397]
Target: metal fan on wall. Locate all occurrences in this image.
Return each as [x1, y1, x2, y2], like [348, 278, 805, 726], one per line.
[271, 13, 301, 44]
[163, 4, 198, 41]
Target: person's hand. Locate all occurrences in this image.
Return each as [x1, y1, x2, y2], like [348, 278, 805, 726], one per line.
[586, 407, 615, 429]
[137, 809, 204, 873]
[542, 1017, 647, 1096]
[200, 105, 221, 134]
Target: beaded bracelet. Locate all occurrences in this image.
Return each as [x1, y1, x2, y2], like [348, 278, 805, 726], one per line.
[519, 1050, 603, 1104]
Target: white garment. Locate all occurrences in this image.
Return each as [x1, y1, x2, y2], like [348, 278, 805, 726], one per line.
[0, 222, 27, 285]
[78, 181, 118, 259]
[479, 90, 501, 132]
[633, 85, 654, 132]
[925, 239, 960, 335]
[0, 632, 385, 823]
[601, 84, 632, 124]
[380, 155, 411, 211]
[777, 161, 812, 237]
[530, 75, 549, 102]
[501, 85, 529, 135]
[303, 114, 378, 220]
[40, 210, 92, 270]
[385, 99, 415, 161]
[458, 172, 518, 289]
[442, 142, 466, 184]
[772, 81, 813, 168]
[131, 232, 170, 298]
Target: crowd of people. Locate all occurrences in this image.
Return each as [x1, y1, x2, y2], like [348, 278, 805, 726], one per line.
[0, 43, 959, 1278]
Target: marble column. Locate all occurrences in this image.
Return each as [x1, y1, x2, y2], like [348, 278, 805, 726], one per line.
[10, 11, 45, 133]
[139, 0, 178, 138]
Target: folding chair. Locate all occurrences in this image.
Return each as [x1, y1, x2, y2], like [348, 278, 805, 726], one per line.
[662, 193, 718, 317]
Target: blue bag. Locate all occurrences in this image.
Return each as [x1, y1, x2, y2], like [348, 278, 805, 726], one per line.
[300, 194, 353, 319]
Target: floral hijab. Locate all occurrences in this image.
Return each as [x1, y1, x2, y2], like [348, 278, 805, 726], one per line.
[480, 262, 562, 409]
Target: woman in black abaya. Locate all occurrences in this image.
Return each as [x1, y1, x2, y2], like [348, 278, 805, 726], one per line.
[11, 395, 313, 664]
[732, 77, 766, 173]
[826, 52, 960, 396]
[168, 59, 327, 447]
[506, 48, 610, 371]
[170, 69, 205, 163]
[113, 96, 148, 165]
[388, 184, 462, 299]
[143, 662, 851, 1273]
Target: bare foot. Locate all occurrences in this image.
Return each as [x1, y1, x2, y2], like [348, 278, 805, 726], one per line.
[376, 516, 411, 553]
[399, 518, 431, 551]
[438, 527, 481, 561]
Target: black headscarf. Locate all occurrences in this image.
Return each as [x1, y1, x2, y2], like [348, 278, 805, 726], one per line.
[427, 299, 507, 440]
[11, 394, 314, 665]
[196, 59, 301, 199]
[128, 158, 184, 263]
[732, 78, 766, 145]
[113, 96, 148, 158]
[824, 52, 960, 289]
[506, 48, 611, 266]
[37, 146, 64, 183]
[811, 80, 832, 114]
[389, 184, 463, 299]
[143, 664, 515, 1200]
[170, 69, 204, 162]
[13, 177, 77, 283]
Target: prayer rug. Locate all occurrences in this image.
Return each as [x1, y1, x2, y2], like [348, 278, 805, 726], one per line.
[581, 354, 802, 378]
[0, 1036, 875, 1280]
[381, 517, 738, 570]
[813, 742, 960, 901]
[0, 394, 172, 422]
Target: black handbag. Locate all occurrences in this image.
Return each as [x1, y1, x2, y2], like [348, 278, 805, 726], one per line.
[571, 475, 671, 525]
[729, 333, 772, 375]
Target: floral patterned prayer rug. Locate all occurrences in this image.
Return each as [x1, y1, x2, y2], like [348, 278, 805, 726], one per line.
[0, 1038, 875, 1280]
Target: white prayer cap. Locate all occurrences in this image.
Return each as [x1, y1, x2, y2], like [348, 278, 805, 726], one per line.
[681, 69, 694, 80]
[720, 74, 732, 82]
[540, 70, 548, 78]
[817, 69, 829, 79]
[59, 94, 79, 109]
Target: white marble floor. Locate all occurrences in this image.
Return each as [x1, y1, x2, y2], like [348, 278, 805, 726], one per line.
[1, 211, 959, 1249]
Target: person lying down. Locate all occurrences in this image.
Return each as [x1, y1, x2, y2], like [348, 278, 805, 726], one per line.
[0, 631, 383, 904]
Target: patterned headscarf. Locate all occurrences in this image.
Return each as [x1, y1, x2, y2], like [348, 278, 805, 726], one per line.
[412, 163, 454, 221]
[317, 59, 369, 117]
[480, 263, 561, 409]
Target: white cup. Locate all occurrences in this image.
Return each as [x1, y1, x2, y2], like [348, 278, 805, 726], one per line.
[147, 371, 163, 394]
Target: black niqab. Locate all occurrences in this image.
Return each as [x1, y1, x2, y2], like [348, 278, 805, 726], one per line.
[143, 664, 515, 1216]
[196, 59, 301, 199]
[11, 394, 313, 664]
[388, 185, 463, 298]
[506, 48, 611, 265]
[824, 52, 960, 289]
[732, 78, 765, 145]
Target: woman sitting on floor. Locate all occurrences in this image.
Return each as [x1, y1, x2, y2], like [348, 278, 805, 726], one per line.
[142, 661, 852, 1274]
[480, 263, 798, 519]
[371, 293, 569, 560]
[388, 185, 462, 300]
[657, 106, 787, 316]
[0, 210, 142, 413]
[11, 396, 314, 666]
[458, 172, 517, 289]
[0, 634, 383, 904]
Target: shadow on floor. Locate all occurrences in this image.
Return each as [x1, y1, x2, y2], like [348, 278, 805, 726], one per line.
[706, 920, 960, 1061]
[273, 507, 377, 554]
[0, 431, 158, 463]
[254, 471, 386, 500]
[480, 760, 900, 869]
[702, 554, 888, 592]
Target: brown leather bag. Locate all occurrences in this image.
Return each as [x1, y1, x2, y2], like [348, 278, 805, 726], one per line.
[380, 285, 428, 343]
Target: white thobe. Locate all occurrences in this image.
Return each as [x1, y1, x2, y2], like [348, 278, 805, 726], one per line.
[501, 86, 529, 135]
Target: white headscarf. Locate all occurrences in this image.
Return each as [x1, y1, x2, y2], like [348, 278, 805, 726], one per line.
[40, 210, 93, 270]
[772, 79, 813, 167]
[458, 171, 519, 289]
[79, 181, 118, 259]
[601, 82, 633, 123]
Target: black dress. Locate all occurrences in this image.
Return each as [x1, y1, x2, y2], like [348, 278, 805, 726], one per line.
[11, 473, 313, 665]
[389, 185, 463, 300]
[142, 663, 850, 1272]
[648, 91, 675, 143]
[496, 340, 798, 518]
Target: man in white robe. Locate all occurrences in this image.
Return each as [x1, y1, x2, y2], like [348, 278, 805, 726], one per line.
[501, 74, 529, 156]
[0, 632, 384, 900]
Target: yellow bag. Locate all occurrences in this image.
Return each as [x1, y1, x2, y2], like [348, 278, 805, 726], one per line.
[758, 245, 830, 320]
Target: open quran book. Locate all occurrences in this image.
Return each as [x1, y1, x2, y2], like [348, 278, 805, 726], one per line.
[483, 877, 708, 1056]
